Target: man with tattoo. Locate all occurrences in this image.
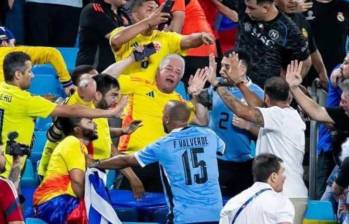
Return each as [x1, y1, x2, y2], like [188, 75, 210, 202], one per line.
[0, 147, 25, 223]
[208, 53, 308, 224]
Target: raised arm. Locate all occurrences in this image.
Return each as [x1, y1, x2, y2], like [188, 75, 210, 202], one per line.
[180, 33, 214, 51]
[110, 5, 169, 51]
[187, 67, 210, 126]
[286, 60, 334, 123]
[210, 0, 239, 22]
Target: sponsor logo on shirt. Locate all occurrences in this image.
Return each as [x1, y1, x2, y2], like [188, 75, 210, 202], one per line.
[146, 91, 155, 98]
[337, 12, 345, 22]
[305, 10, 316, 20]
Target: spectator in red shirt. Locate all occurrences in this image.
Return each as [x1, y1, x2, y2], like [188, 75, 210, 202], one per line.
[0, 148, 24, 224]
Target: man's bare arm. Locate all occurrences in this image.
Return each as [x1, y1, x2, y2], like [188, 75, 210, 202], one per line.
[217, 87, 264, 127]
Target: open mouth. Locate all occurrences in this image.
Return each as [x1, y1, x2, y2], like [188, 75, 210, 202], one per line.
[165, 78, 175, 84]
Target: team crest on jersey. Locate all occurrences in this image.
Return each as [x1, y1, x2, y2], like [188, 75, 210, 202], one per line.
[268, 29, 280, 41]
[305, 10, 316, 20]
[302, 28, 308, 39]
[337, 12, 345, 22]
[244, 22, 252, 32]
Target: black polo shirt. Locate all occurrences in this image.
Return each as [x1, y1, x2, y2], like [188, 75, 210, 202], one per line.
[236, 12, 309, 87]
[305, 0, 349, 74]
[76, 2, 130, 72]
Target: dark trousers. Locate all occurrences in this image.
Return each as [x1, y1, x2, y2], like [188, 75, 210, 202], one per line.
[218, 159, 253, 198]
[25, 2, 80, 47]
[118, 162, 163, 192]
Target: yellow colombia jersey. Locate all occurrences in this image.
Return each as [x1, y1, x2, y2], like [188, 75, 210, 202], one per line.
[34, 136, 87, 205]
[0, 82, 56, 177]
[118, 76, 193, 154]
[0, 46, 72, 86]
[109, 28, 185, 82]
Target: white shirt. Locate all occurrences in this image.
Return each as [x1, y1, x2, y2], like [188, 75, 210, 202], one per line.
[220, 182, 295, 224]
[26, 0, 82, 8]
[256, 106, 308, 198]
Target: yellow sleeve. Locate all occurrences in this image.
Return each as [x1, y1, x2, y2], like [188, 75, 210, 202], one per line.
[37, 140, 59, 177]
[162, 32, 186, 55]
[15, 46, 73, 87]
[25, 95, 57, 118]
[109, 27, 128, 59]
[118, 75, 135, 95]
[60, 137, 86, 172]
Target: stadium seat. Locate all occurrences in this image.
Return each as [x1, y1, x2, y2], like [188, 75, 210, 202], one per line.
[303, 200, 337, 224]
[21, 187, 36, 218]
[106, 169, 118, 189]
[110, 190, 168, 222]
[57, 47, 78, 72]
[20, 159, 39, 188]
[175, 81, 189, 100]
[25, 218, 48, 224]
[32, 64, 56, 75]
[35, 117, 52, 131]
[29, 73, 65, 98]
[30, 131, 48, 164]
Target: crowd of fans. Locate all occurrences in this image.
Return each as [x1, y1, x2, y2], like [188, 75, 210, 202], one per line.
[1, 0, 349, 223]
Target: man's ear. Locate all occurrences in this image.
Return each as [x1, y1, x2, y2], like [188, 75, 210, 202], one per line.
[95, 91, 103, 102]
[14, 71, 22, 81]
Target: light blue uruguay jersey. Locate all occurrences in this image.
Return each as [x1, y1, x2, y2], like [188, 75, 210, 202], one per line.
[135, 126, 225, 224]
[208, 79, 264, 162]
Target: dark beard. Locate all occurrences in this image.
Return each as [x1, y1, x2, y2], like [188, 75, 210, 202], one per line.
[82, 129, 98, 141]
[96, 98, 109, 109]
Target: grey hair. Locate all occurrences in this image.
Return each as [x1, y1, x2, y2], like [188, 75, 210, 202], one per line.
[159, 54, 185, 78]
[339, 79, 349, 93]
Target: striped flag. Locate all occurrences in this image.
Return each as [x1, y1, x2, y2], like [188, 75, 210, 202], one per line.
[84, 168, 122, 224]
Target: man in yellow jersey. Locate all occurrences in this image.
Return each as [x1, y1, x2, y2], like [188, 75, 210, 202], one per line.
[0, 51, 127, 177]
[0, 46, 74, 94]
[34, 117, 97, 223]
[116, 53, 209, 192]
[109, 0, 215, 82]
[39, 73, 144, 198]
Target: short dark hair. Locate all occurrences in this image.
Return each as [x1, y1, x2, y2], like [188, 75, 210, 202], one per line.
[3, 51, 31, 82]
[223, 49, 251, 73]
[93, 74, 120, 96]
[60, 117, 83, 136]
[252, 153, 283, 182]
[264, 77, 290, 101]
[167, 100, 191, 123]
[71, 65, 96, 85]
[129, 0, 157, 12]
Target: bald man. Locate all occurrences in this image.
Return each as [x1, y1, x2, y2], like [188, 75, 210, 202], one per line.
[91, 100, 226, 224]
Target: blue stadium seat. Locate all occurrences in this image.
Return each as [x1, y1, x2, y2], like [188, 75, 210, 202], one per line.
[175, 81, 189, 100]
[32, 64, 56, 75]
[20, 159, 39, 188]
[25, 218, 48, 224]
[30, 131, 48, 164]
[35, 117, 52, 131]
[29, 73, 65, 98]
[110, 190, 168, 222]
[21, 187, 36, 218]
[57, 47, 78, 72]
[303, 200, 337, 224]
[106, 169, 118, 189]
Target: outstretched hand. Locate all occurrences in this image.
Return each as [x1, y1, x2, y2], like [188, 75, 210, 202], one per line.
[123, 120, 143, 135]
[285, 60, 303, 89]
[207, 54, 218, 86]
[188, 67, 209, 96]
[146, 3, 171, 27]
[226, 52, 244, 84]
